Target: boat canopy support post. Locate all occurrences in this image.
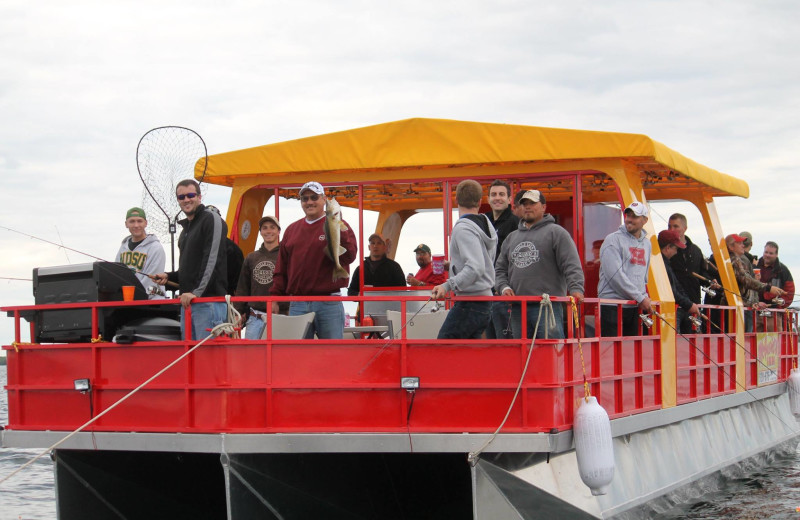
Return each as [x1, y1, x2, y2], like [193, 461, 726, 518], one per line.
[598, 159, 678, 409]
[690, 193, 747, 391]
[227, 183, 274, 253]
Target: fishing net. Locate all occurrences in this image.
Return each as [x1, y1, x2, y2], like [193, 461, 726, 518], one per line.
[136, 126, 207, 270]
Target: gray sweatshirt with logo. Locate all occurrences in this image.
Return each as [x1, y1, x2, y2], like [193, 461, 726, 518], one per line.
[495, 215, 584, 297]
[597, 225, 651, 306]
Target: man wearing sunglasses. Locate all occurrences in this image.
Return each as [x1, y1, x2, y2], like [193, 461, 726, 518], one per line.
[270, 181, 357, 339]
[154, 179, 228, 339]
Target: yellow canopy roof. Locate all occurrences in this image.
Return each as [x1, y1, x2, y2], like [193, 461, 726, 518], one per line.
[201, 117, 748, 199]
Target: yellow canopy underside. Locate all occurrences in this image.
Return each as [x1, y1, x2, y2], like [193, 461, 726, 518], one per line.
[200, 118, 748, 198]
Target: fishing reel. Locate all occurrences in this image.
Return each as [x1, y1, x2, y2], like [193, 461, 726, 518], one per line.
[639, 314, 654, 328]
[688, 315, 703, 331]
[701, 285, 717, 299]
[774, 297, 785, 307]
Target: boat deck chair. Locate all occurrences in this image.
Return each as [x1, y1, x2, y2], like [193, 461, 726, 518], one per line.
[386, 309, 450, 339]
[260, 312, 316, 340]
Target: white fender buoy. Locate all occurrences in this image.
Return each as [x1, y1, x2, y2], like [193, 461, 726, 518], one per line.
[787, 368, 800, 417]
[574, 396, 615, 496]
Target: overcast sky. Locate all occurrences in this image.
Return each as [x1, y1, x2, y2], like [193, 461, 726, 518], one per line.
[1, 0, 799, 348]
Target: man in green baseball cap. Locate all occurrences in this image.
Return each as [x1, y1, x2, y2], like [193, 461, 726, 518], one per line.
[116, 206, 166, 299]
[406, 243, 447, 287]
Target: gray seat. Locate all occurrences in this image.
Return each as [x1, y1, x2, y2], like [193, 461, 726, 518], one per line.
[386, 309, 450, 339]
[260, 312, 316, 340]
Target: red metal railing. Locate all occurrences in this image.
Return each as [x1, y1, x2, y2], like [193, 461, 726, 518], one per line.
[2, 296, 792, 435]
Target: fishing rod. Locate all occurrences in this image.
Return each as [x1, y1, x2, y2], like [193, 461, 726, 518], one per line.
[0, 224, 178, 289]
[691, 272, 742, 299]
[0, 276, 32, 282]
[652, 310, 799, 433]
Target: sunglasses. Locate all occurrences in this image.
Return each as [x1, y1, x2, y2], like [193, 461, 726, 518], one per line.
[301, 194, 320, 202]
[177, 193, 198, 201]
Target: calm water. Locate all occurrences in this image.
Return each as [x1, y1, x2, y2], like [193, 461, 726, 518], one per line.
[1, 365, 799, 519]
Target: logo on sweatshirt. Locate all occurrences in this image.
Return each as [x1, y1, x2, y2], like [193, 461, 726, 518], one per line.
[253, 260, 276, 285]
[511, 241, 540, 268]
[629, 247, 646, 266]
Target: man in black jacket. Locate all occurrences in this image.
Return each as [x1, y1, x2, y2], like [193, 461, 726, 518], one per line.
[483, 180, 519, 339]
[659, 230, 700, 331]
[155, 179, 228, 339]
[347, 233, 406, 296]
[667, 213, 716, 333]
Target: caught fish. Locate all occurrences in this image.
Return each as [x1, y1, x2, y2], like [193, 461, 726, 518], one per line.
[324, 197, 350, 281]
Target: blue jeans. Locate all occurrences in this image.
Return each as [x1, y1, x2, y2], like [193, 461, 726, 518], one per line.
[289, 300, 344, 339]
[437, 301, 491, 339]
[181, 302, 228, 340]
[244, 313, 266, 340]
[485, 301, 513, 339]
[511, 302, 565, 339]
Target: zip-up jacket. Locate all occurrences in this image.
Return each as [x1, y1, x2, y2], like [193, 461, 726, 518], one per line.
[167, 204, 228, 297]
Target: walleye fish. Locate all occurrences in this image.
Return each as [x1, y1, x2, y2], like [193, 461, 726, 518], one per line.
[324, 197, 350, 281]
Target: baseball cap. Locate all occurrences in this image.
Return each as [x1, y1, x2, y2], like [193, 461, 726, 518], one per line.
[726, 233, 746, 246]
[624, 201, 649, 217]
[519, 190, 546, 204]
[258, 216, 281, 229]
[368, 233, 387, 244]
[126, 207, 146, 219]
[413, 243, 432, 254]
[739, 231, 753, 247]
[299, 181, 325, 196]
[658, 230, 686, 249]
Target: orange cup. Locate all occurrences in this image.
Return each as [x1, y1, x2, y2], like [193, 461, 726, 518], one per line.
[122, 286, 135, 301]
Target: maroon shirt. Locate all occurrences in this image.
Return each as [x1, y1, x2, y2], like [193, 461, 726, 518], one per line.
[271, 216, 357, 296]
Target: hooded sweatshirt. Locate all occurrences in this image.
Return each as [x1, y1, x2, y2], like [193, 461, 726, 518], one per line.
[441, 213, 497, 296]
[598, 225, 651, 306]
[116, 234, 166, 299]
[495, 214, 584, 297]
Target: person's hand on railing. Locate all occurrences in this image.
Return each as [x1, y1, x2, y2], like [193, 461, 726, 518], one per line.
[688, 303, 700, 315]
[639, 296, 653, 314]
[570, 290, 584, 304]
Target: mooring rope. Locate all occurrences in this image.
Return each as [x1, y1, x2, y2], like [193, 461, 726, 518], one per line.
[468, 294, 555, 465]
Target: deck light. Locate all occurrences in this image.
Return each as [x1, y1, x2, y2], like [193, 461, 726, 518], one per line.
[401, 377, 420, 390]
[73, 378, 91, 393]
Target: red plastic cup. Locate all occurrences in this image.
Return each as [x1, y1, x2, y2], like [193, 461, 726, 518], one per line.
[432, 254, 445, 275]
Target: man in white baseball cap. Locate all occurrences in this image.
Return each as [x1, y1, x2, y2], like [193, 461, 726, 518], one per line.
[597, 200, 652, 336]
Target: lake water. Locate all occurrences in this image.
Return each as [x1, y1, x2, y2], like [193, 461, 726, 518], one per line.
[1, 365, 799, 519]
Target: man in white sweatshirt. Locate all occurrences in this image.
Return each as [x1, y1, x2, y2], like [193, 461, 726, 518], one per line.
[116, 207, 166, 299]
[598, 201, 652, 336]
[432, 180, 498, 339]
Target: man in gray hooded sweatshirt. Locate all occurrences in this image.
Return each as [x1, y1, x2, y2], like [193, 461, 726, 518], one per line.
[598, 201, 653, 336]
[432, 179, 498, 339]
[495, 190, 584, 339]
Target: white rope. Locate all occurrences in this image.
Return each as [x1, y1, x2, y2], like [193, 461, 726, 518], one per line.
[468, 294, 556, 465]
[225, 294, 242, 339]
[0, 320, 237, 487]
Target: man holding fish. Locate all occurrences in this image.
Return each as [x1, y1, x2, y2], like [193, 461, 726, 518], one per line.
[270, 181, 357, 339]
